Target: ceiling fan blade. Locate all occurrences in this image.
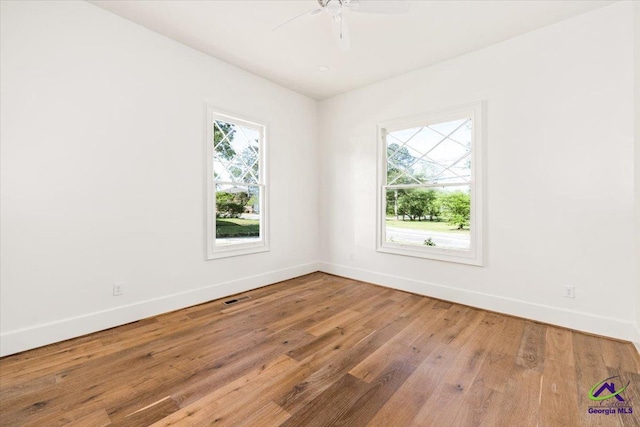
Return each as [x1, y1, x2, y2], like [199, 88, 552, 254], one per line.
[272, 8, 323, 31]
[348, 0, 410, 14]
[330, 12, 350, 51]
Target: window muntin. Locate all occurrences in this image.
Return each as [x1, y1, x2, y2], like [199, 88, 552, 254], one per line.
[387, 118, 471, 186]
[378, 103, 483, 265]
[206, 108, 268, 259]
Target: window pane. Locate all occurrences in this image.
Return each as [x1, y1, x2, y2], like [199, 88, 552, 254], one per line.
[215, 184, 261, 246]
[386, 118, 471, 185]
[213, 120, 260, 184]
[384, 185, 471, 250]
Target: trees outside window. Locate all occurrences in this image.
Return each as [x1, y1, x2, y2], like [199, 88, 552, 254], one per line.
[377, 103, 483, 265]
[206, 107, 268, 259]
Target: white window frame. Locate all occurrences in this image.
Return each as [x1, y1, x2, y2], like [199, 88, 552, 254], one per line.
[205, 106, 269, 259]
[376, 102, 484, 266]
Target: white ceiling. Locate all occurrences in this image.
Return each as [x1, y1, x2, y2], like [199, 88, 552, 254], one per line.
[89, 0, 615, 100]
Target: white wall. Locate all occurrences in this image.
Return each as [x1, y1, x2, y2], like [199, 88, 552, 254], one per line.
[0, 1, 319, 356]
[634, 0, 640, 351]
[319, 2, 636, 340]
[1, 1, 637, 357]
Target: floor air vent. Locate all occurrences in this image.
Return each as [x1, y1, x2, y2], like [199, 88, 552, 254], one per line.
[223, 295, 251, 306]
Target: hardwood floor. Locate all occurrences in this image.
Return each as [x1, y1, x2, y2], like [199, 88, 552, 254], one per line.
[1, 272, 639, 426]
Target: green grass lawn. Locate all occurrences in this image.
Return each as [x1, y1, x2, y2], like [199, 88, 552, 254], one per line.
[216, 218, 260, 238]
[385, 217, 469, 234]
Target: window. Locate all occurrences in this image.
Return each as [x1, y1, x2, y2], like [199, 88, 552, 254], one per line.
[377, 102, 483, 265]
[206, 107, 268, 259]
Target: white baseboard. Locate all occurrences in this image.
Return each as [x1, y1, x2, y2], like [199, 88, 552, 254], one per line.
[2, 261, 634, 357]
[319, 262, 636, 342]
[634, 326, 640, 355]
[0, 262, 321, 357]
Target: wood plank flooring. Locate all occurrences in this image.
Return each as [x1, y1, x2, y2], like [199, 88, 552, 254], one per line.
[1, 272, 639, 426]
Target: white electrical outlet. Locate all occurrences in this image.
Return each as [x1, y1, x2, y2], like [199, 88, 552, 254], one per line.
[113, 283, 123, 296]
[563, 286, 575, 298]
[349, 253, 355, 262]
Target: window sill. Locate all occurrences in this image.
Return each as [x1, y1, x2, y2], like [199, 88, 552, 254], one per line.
[207, 243, 269, 260]
[377, 243, 483, 266]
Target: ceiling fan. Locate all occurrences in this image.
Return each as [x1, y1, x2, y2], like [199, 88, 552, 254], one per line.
[273, 0, 411, 51]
